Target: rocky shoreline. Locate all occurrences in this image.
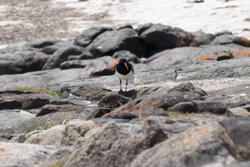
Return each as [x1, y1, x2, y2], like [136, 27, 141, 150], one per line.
[0, 23, 250, 167]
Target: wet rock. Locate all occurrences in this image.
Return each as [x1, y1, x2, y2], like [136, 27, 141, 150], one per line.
[140, 24, 194, 53]
[25, 125, 65, 146]
[87, 28, 147, 57]
[74, 26, 112, 47]
[0, 142, 56, 167]
[130, 122, 237, 167]
[0, 90, 55, 110]
[42, 45, 84, 70]
[36, 104, 84, 117]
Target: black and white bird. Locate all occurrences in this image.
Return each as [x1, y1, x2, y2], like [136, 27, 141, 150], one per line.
[115, 59, 134, 92]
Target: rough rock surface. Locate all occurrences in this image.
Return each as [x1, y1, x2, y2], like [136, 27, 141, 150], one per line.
[1, 24, 250, 167]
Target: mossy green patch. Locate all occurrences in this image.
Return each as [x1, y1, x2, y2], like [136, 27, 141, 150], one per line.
[15, 87, 61, 97]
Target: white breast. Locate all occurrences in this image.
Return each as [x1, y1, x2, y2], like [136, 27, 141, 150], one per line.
[115, 70, 134, 80]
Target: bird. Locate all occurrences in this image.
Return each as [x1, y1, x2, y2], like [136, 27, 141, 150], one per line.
[115, 58, 134, 92]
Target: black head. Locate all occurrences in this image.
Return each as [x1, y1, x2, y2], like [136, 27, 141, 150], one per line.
[119, 58, 128, 64]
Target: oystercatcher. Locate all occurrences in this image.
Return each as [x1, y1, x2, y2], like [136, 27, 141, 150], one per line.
[115, 59, 134, 92]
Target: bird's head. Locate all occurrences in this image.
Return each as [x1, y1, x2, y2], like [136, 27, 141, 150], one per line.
[119, 58, 129, 70]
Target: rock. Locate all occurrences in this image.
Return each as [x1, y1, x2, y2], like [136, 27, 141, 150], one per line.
[190, 31, 215, 46]
[117, 24, 133, 30]
[233, 49, 250, 58]
[112, 50, 141, 63]
[59, 84, 112, 101]
[0, 142, 56, 167]
[104, 83, 207, 118]
[169, 101, 228, 114]
[61, 120, 98, 146]
[130, 122, 237, 167]
[21, 111, 87, 134]
[147, 43, 246, 69]
[0, 51, 49, 75]
[135, 23, 153, 35]
[42, 45, 84, 70]
[176, 56, 250, 81]
[87, 28, 147, 57]
[193, 101, 227, 114]
[226, 107, 250, 117]
[91, 94, 130, 118]
[234, 37, 250, 47]
[25, 125, 65, 146]
[26, 38, 60, 49]
[211, 34, 236, 45]
[98, 94, 129, 109]
[220, 117, 250, 160]
[212, 35, 250, 47]
[64, 116, 194, 167]
[74, 27, 112, 47]
[36, 104, 84, 117]
[39, 148, 73, 167]
[140, 24, 194, 53]
[0, 90, 55, 110]
[60, 56, 116, 77]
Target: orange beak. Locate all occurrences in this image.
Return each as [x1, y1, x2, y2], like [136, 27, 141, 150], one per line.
[124, 62, 129, 70]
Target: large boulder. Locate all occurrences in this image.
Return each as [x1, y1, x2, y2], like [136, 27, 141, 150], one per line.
[0, 51, 49, 75]
[87, 28, 147, 57]
[140, 24, 194, 53]
[60, 56, 116, 77]
[74, 26, 112, 47]
[130, 122, 238, 167]
[64, 116, 195, 167]
[42, 45, 85, 70]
